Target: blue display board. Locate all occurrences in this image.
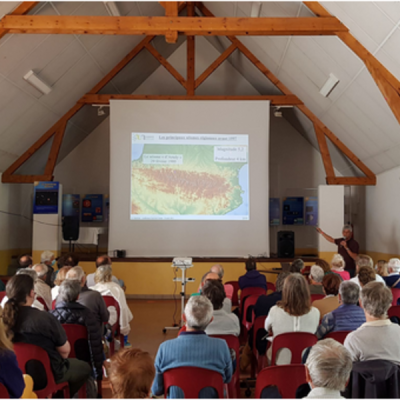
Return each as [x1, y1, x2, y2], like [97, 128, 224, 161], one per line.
[282, 197, 304, 225]
[33, 181, 59, 214]
[62, 194, 80, 217]
[269, 198, 280, 226]
[82, 194, 103, 222]
[305, 196, 318, 226]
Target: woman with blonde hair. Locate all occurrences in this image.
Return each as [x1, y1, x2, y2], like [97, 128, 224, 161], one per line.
[51, 266, 72, 301]
[375, 260, 388, 277]
[109, 348, 155, 398]
[264, 273, 320, 365]
[331, 254, 350, 281]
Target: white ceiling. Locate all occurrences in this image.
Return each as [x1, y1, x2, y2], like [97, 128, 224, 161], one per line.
[0, 2, 400, 177]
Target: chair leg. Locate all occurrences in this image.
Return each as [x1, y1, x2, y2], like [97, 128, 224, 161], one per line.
[97, 379, 102, 397]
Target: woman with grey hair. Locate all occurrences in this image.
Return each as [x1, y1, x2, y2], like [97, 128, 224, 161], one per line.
[92, 265, 133, 344]
[344, 281, 400, 364]
[304, 339, 352, 398]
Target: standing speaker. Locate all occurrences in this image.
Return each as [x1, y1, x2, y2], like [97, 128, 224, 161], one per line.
[277, 231, 295, 258]
[62, 216, 79, 241]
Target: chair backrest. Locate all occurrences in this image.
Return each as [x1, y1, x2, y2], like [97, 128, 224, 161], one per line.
[0, 383, 9, 398]
[388, 305, 400, 320]
[325, 330, 351, 345]
[36, 297, 49, 311]
[391, 288, 400, 306]
[310, 294, 325, 303]
[0, 291, 6, 303]
[255, 364, 307, 398]
[62, 324, 91, 363]
[14, 342, 57, 397]
[224, 284, 234, 300]
[163, 367, 224, 398]
[252, 315, 268, 357]
[240, 287, 266, 315]
[267, 282, 276, 293]
[225, 281, 240, 307]
[241, 294, 261, 330]
[270, 332, 318, 366]
[102, 295, 121, 330]
[51, 299, 56, 310]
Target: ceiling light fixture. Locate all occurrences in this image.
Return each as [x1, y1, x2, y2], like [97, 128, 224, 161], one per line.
[23, 70, 52, 95]
[104, 2, 121, 17]
[320, 73, 340, 97]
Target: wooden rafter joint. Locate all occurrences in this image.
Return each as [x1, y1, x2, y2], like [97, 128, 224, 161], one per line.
[326, 176, 376, 186]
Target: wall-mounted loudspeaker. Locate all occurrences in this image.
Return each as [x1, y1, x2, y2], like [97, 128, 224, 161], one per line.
[62, 216, 79, 241]
[277, 231, 295, 258]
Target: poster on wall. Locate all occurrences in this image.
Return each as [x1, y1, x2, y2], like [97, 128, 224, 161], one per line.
[305, 196, 318, 226]
[269, 198, 280, 226]
[33, 181, 59, 214]
[62, 194, 80, 217]
[282, 197, 304, 225]
[82, 194, 103, 222]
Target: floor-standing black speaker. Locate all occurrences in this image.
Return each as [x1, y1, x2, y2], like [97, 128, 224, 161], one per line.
[277, 231, 295, 258]
[62, 216, 80, 241]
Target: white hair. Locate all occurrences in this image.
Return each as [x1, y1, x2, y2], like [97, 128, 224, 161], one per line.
[210, 264, 224, 279]
[184, 296, 213, 331]
[361, 281, 392, 318]
[17, 268, 38, 282]
[342, 224, 353, 232]
[59, 280, 81, 303]
[339, 281, 360, 305]
[388, 258, 400, 273]
[306, 339, 352, 391]
[66, 266, 85, 282]
[32, 263, 48, 278]
[95, 264, 113, 284]
[331, 254, 345, 271]
[310, 265, 324, 283]
[40, 250, 54, 263]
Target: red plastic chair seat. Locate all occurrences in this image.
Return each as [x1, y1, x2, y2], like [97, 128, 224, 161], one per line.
[163, 367, 224, 398]
[388, 305, 400, 319]
[267, 282, 276, 293]
[241, 294, 261, 331]
[270, 332, 318, 366]
[310, 294, 325, 303]
[240, 287, 266, 316]
[14, 342, 69, 399]
[325, 330, 350, 344]
[391, 289, 400, 306]
[255, 364, 307, 398]
[225, 281, 240, 307]
[102, 295, 124, 356]
[51, 299, 56, 310]
[0, 383, 9, 398]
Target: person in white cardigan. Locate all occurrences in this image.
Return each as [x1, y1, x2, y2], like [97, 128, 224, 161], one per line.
[265, 273, 320, 365]
[91, 264, 133, 345]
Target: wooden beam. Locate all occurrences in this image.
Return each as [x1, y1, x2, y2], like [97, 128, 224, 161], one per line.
[44, 121, 67, 177]
[80, 94, 304, 105]
[326, 177, 376, 186]
[186, 2, 195, 95]
[0, 15, 348, 36]
[314, 124, 335, 179]
[145, 43, 187, 89]
[0, 2, 38, 40]
[195, 43, 237, 89]
[163, 1, 178, 43]
[2, 175, 53, 184]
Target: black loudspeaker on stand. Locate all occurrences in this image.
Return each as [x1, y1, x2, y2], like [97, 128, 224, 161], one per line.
[277, 231, 295, 258]
[62, 216, 80, 252]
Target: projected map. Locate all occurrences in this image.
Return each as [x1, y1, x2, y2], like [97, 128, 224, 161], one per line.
[130, 133, 249, 220]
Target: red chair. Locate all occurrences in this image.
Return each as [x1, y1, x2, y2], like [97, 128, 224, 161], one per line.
[325, 330, 350, 344]
[14, 343, 69, 399]
[240, 287, 266, 316]
[255, 364, 307, 398]
[252, 316, 268, 374]
[36, 297, 49, 311]
[102, 295, 124, 356]
[0, 383, 9, 398]
[210, 335, 240, 398]
[391, 288, 400, 306]
[225, 281, 240, 307]
[163, 367, 224, 398]
[270, 332, 318, 366]
[52, 299, 56, 310]
[310, 294, 325, 303]
[178, 325, 186, 335]
[267, 282, 275, 293]
[388, 305, 400, 320]
[241, 294, 261, 331]
[62, 324, 102, 397]
[0, 292, 6, 303]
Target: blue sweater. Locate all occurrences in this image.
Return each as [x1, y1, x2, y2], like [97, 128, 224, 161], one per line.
[151, 331, 232, 398]
[384, 275, 400, 289]
[238, 270, 267, 291]
[0, 350, 25, 398]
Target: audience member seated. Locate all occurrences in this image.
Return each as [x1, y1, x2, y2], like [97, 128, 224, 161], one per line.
[383, 258, 400, 289]
[289, 259, 304, 273]
[202, 280, 240, 336]
[350, 255, 385, 287]
[18, 254, 32, 269]
[304, 339, 352, 399]
[312, 274, 341, 317]
[51, 280, 104, 382]
[344, 281, 400, 363]
[63, 253, 80, 268]
[358, 266, 379, 288]
[238, 259, 267, 291]
[40, 251, 56, 287]
[375, 260, 388, 277]
[86, 255, 125, 289]
[2, 274, 92, 397]
[32, 264, 52, 310]
[0, 317, 25, 398]
[331, 254, 350, 281]
[51, 266, 72, 301]
[317, 281, 366, 339]
[92, 265, 133, 339]
[315, 259, 332, 275]
[309, 265, 325, 295]
[51, 254, 65, 284]
[151, 296, 232, 398]
[66, 267, 109, 336]
[265, 273, 320, 365]
[109, 348, 155, 399]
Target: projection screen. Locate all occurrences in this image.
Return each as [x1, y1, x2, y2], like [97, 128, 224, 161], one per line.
[109, 100, 269, 257]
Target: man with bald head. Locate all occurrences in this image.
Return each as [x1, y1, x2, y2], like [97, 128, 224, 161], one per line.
[86, 255, 124, 289]
[210, 264, 224, 280]
[19, 254, 33, 269]
[32, 263, 52, 310]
